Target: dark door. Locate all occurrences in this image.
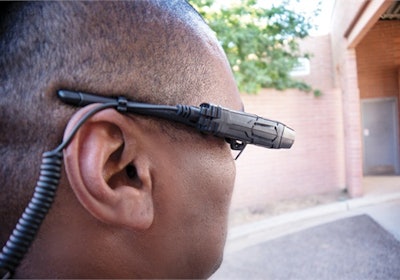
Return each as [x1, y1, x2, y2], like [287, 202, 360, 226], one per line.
[361, 98, 399, 175]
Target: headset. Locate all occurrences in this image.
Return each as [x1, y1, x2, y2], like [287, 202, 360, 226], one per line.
[0, 90, 295, 278]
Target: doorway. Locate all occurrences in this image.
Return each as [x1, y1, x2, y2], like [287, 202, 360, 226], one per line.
[361, 97, 399, 175]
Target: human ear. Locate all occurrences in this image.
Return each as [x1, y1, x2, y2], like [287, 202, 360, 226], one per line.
[62, 104, 154, 231]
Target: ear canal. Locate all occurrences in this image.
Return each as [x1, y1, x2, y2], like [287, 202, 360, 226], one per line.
[126, 164, 137, 179]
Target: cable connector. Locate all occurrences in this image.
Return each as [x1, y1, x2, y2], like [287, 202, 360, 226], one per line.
[197, 103, 221, 133]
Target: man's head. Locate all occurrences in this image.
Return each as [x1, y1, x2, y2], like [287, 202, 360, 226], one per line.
[0, 1, 242, 278]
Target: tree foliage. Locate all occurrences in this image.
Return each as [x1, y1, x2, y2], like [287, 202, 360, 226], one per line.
[190, 0, 321, 95]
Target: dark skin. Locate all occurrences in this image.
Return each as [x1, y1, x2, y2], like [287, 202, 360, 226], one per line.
[1, 1, 243, 278]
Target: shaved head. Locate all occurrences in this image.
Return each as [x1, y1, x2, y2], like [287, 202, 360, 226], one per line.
[1, 1, 229, 103]
[0, 0, 235, 242]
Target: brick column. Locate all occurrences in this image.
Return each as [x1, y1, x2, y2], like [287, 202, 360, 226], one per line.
[341, 49, 363, 197]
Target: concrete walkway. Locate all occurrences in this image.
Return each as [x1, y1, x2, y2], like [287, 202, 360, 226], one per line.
[212, 176, 400, 279]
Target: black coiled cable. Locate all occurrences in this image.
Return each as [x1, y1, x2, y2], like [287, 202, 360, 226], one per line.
[0, 102, 117, 278]
[0, 151, 62, 279]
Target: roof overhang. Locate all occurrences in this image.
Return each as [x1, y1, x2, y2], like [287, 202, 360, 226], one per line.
[345, 0, 393, 48]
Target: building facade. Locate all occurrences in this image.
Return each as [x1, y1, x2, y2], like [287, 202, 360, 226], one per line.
[230, 0, 400, 212]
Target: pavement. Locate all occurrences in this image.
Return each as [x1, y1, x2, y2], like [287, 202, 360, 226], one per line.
[211, 176, 400, 279]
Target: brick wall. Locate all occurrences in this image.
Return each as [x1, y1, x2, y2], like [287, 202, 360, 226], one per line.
[329, 0, 372, 197]
[230, 4, 400, 210]
[356, 20, 400, 99]
[230, 35, 346, 211]
[340, 49, 364, 197]
[331, 0, 367, 88]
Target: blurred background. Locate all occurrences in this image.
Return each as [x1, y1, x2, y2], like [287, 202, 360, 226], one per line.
[191, 0, 400, 226]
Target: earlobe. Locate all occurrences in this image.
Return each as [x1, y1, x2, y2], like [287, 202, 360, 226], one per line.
[62, 104, 154, 231]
